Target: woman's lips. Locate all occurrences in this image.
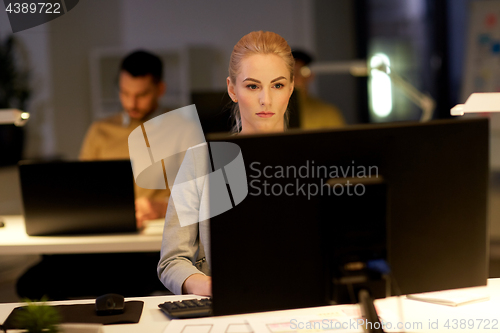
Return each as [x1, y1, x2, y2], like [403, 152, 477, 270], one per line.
[256, 112, 275, 118]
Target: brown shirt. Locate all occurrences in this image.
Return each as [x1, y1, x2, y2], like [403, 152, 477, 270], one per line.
[299, 94, 346, 130]
[79, 112, 170, 201]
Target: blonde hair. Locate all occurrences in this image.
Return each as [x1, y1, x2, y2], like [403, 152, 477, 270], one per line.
[228, 31, 294, 133]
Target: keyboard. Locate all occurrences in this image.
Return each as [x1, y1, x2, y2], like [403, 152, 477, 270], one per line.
[158, 298, 212, 319]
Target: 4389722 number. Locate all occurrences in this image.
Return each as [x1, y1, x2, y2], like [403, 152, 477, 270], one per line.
[444, 319, 498, 330]
[5, 2, 61, 14]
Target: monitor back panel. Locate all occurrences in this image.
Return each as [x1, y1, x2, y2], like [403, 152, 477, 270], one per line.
[209, 118, 489, 316]
[191, 91, 232, 134]
[19, 160, 137, 236]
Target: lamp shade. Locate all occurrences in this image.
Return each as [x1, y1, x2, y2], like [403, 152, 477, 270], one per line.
[451, 93, 500, 116]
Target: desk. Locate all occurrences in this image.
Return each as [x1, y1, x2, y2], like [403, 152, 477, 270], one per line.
[1, 279, 500, 332]
[0, 294, 191, 333]
[0, 215, 164, 255]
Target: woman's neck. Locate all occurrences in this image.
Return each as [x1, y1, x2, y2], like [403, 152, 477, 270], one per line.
[240, 123, 285, 135]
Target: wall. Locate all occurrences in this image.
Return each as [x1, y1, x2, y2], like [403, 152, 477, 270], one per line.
[314, 0, 358, 124]
[50, 0, 316, 159]
[48, 0, 123, 159]
[120, 0, 315, 91]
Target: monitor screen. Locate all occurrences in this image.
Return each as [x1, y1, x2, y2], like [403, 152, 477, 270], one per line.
[208, 118, 489, 316]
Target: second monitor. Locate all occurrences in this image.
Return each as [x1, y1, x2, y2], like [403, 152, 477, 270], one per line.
[208, 118, 489, 316]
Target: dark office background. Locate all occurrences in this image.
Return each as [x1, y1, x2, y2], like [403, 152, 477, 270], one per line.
[316, 0, 472, 124]
[1, 0, 500, 301]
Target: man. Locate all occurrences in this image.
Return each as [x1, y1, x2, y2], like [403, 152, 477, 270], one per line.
[80, 50, 169, 226]
[292, 49, 346, 129]
[17, 51, 170, 300]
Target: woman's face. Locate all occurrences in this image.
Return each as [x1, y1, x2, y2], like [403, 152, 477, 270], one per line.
[227, 54, 294, 134]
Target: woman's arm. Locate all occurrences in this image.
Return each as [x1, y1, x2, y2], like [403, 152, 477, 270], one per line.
[157, 194, 206, 295]
[157, 145, 211, 295]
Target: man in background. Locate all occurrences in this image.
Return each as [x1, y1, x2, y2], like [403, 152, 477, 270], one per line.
[80, 50, 169, 226]
[17, 50, 169, 300]
[292, 49, 346, 129]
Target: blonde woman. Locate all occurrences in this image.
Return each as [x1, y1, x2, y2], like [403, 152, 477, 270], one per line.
[158, 31, 295, 296]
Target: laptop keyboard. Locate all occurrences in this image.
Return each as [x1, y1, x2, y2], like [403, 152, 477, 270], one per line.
[158, 298, 212, 319]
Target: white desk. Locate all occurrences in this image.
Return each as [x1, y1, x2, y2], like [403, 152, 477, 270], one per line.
[1, 279, 500, 332]
[0, 294, 190, 333]
[0, 215, 164, 255]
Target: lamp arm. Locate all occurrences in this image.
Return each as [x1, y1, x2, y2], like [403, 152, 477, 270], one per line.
[311, 60, 436, 122]
[386, 71, 435, 122]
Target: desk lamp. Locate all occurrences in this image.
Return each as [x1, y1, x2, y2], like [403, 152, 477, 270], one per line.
[311, 59, 436, 122]
[451, 92, 500, 116]
[0, 108, 30, 126]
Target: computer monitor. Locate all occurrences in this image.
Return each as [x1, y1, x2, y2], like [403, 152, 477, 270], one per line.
[208, 118, 488, 316]
[191, 91, 233, 134]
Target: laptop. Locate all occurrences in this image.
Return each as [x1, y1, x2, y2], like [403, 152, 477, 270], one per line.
[19, 160, 137, 236]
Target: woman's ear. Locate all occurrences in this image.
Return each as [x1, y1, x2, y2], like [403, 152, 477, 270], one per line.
[227, 77, 237, 102]
[289, 80, 295, 97]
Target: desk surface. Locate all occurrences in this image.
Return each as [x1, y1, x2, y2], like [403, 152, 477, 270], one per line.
[0, 215, 164, 255]
[1, 279, 500, 332]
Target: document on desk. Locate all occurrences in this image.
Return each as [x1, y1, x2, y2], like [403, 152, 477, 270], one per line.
[163, 304, 400, 333]
[245, 306, 364, 333]
[244, 304, 403, 333]
[164, 317, 253, 333]
[406, 289, 490, 307]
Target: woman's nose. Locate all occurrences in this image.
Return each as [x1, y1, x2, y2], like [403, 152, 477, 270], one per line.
[259, 88, 271, 107]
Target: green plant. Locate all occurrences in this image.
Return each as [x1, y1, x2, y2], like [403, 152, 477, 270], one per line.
[13, 297, 61, 333]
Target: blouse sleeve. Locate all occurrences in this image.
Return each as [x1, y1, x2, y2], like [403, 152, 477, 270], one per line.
[157, 197, 204, 295]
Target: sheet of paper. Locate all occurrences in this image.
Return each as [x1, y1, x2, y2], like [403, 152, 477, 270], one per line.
[245, 304, 406, 333]
[163, 317, 253, 333]
[161, 303, 406, 333]
[246, 304, 365, 333]
[406, 290, 490, 307]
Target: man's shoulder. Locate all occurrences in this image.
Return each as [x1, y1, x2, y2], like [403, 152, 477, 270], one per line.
[83, 113, 131, 141]
[91, 113, 124, 127]
[300, 95, 345, 129]
[304, 96, 339, 112]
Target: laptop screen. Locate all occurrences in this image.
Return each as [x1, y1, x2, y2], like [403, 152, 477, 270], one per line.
[19, 160, 137, 236]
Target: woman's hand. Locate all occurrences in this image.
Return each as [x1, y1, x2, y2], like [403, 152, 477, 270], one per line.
[182, 274, 212, 296]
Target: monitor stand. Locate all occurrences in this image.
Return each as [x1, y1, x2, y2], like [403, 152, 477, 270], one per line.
[359, 289, 385, 333]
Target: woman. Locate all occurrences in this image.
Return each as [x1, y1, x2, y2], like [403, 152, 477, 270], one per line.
[157, 30, 295, 296]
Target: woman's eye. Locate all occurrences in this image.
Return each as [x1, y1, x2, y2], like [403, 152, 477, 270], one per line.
[274, 83, 284, 89]
[246, 84, 258, 90]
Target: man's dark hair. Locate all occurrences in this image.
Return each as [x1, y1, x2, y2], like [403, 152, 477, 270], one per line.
[120, 50, 163, 83]
[291, 49, 313, 66]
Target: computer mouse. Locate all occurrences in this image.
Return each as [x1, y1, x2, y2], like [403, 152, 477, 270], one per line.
[95, 293, 125, 315]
